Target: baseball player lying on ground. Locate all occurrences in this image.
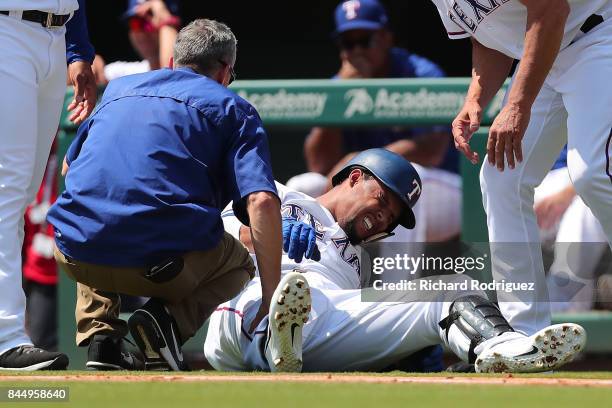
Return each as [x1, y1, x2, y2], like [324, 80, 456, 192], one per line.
[204, 149, 586, 373]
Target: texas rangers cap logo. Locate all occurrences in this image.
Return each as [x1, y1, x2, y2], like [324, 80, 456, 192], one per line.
[342, 1, 361, 20]
[406, 179, 421, 203]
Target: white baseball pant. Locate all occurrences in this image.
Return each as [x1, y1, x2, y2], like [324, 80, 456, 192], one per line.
[480, 15, 612, 335]
[0, 14, 67, 354]
[204, 272, 484, 372]
[535, 168, 608, 312]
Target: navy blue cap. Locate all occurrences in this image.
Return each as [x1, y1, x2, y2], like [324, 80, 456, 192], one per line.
[123, 0, 181, 20]
[334, 0, 389, 36]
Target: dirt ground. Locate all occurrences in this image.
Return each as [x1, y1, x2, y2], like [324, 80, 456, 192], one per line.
[1, 373, 611, 388]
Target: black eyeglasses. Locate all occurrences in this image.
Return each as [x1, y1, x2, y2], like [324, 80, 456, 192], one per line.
[218, 59, 236, 84]
[338, 33, 375, 51]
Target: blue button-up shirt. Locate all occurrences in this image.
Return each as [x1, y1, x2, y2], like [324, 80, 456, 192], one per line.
[48, 67, 278, 266]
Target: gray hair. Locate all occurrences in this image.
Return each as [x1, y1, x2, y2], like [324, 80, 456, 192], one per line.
[173, 19, 237, 76]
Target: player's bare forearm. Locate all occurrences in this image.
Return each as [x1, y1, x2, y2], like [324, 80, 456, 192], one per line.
[508, 0, 570, 109]
[467, 39, 514, 108]
[159, 25, 178, 68]
[246, 191, 282, 303]
[452, 40, 512, 164]
[238, 225, 254, 253]
[304, 127, 344, 174]
[486, 0, 569, 171]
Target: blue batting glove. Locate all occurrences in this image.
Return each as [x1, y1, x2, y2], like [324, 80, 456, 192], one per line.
[282, 217, 321, 263]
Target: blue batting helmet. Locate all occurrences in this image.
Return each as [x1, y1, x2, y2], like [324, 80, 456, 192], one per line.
[331, 148, 422, 230]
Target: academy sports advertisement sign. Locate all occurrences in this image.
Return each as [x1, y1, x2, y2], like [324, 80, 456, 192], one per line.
[237, 89, 328, 119]
[234, 78, 508, 126]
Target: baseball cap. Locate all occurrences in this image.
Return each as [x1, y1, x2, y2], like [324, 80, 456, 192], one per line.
[334, 0, 389, 36]
[123, 0, 181, 20]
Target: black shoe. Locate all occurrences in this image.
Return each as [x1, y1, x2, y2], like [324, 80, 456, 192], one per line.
[0, 346, 68, 371]
[86, 335, 144, 371]
[128, 299, 190, 371]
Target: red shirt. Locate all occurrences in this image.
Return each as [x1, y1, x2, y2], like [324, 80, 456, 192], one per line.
[23, 142, 58, 285]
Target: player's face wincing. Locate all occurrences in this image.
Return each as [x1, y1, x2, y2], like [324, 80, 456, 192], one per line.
[340, 171, 403, 244]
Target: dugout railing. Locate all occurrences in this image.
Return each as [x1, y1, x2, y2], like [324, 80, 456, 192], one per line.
[56, 78, 612, 368]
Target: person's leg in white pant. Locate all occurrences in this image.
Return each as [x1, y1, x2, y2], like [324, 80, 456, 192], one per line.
[0, 16, 67, 355]
[479, 81, 568, 335]
[205, 271, 585, 373]
[535, 168, 608, 312]
[556, 21, 612, 247]
[206, 273, 484, 371]
[547, 197, 607, 312]
[540, 19, 612, 312]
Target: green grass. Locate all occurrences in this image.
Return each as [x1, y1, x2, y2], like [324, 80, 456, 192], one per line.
[1, 371, 611, 408]
[0, 380, 610, 408]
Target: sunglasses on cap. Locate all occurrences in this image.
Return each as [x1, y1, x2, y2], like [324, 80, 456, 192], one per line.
[337, 33, 376, 51]
[217, 59, 237, 85]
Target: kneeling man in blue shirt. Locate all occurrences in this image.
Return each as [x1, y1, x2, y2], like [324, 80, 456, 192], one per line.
[48, 19, 283, 371]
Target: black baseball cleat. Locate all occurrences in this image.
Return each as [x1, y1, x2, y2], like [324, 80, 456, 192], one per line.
[128, 298, 190, 371]
[85, 334, 145, 371]
[0, 345, 68, 371]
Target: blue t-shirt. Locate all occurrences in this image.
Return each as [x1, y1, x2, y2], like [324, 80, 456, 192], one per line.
[341, 48, 458, 174]
[48, 67, 277, 267]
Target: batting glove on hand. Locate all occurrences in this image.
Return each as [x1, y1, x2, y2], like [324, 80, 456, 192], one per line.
[282, 218, 321, 263]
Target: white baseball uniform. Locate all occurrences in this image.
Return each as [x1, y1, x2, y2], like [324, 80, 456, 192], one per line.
[0, 1, 80, 355]
[103, 60, 151, 82]
[535, 166, 607, 313]
[204, 183, 483, 371]
[431, 0, 612, 334]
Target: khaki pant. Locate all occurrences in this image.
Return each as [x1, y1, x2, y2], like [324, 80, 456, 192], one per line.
[54, 232, 255, 346]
